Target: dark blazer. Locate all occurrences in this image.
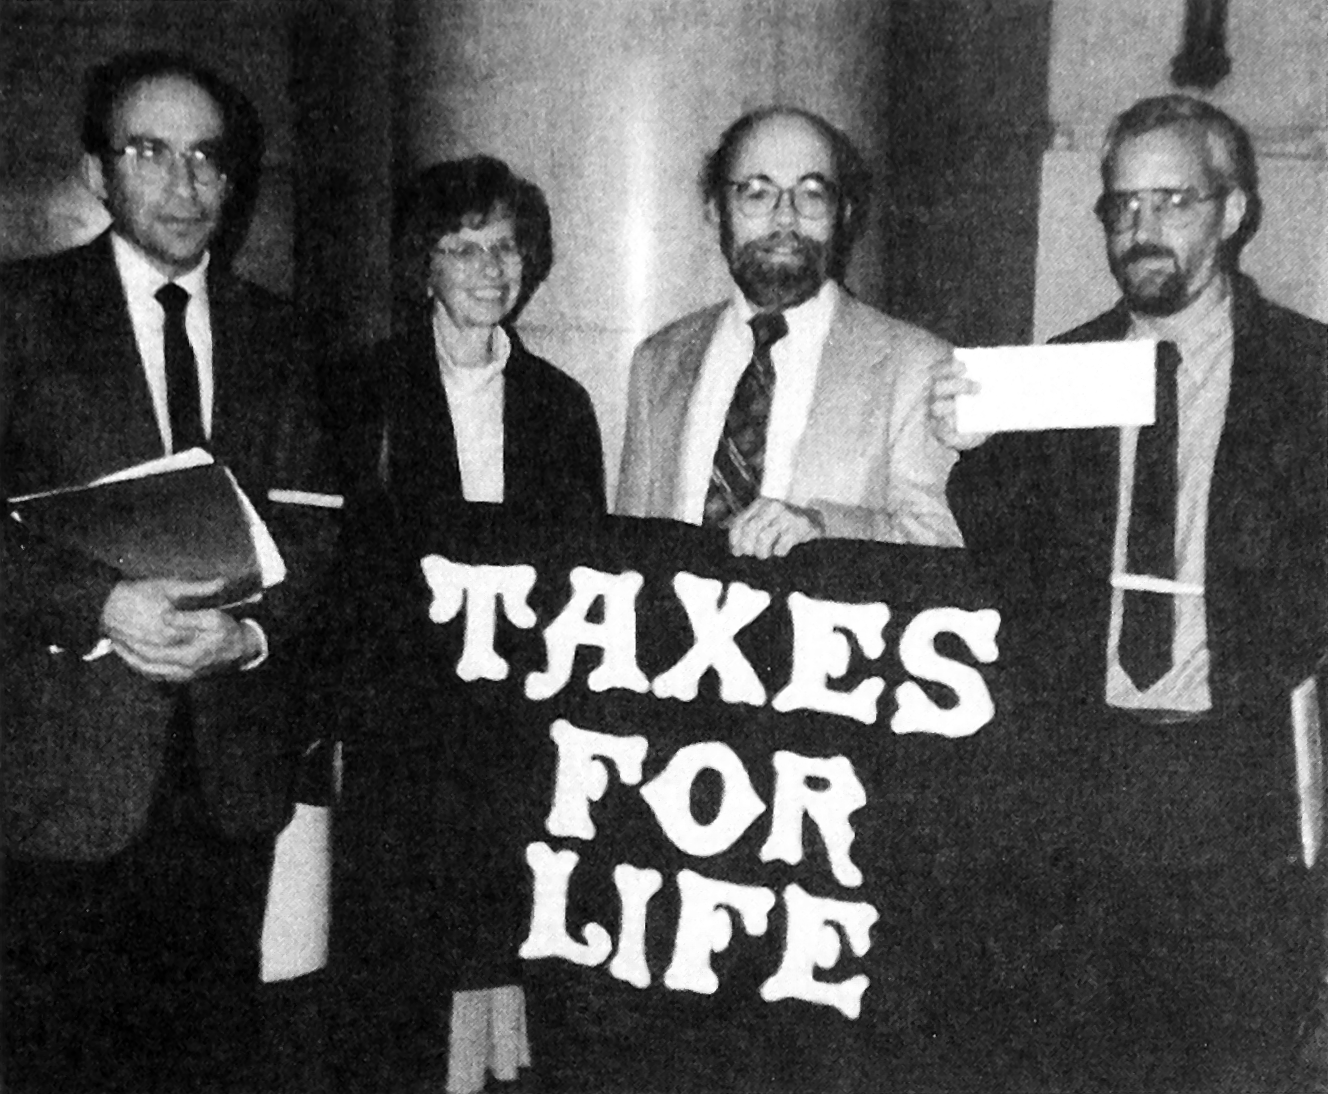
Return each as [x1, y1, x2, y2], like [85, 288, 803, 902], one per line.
[1, 233, 330, 860]
[948, 275, 1328, 727]
[348, 315, 605, 536]
[325, 315, 605, 1035]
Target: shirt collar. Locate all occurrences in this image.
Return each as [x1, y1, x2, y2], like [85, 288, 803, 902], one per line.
[1129, 273, 1231, 353]
[432, 315, 511, 382]
[732, 279, 838, 344]
[110, 230, 210, 301]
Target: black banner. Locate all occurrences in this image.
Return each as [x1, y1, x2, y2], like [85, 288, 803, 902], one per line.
[329, 510, 1108, 1092]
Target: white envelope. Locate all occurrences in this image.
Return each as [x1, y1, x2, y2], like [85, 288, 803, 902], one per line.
[954, 341, 1157, 433]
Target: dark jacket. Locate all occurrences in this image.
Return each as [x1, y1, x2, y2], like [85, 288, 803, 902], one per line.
[362, 317, 605, 536]
[949, 274, 1328, 726]
[1, 233, 331, 859]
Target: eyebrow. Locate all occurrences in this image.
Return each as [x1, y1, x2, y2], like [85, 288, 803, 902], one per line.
[738, 172, 837, 184]
[122, 133, 225, 150]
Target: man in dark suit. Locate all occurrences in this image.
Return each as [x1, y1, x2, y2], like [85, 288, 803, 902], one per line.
[1, 51, 329, 1092]
[935, 95, 1328, 1083]
[617, 106, 961, 557]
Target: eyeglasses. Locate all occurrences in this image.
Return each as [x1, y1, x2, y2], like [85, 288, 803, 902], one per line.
[1095, 187, 1227, 233]
[433, 239, 524, 268]
[726, 175, 838, 221]
[112, 138, 227, 190]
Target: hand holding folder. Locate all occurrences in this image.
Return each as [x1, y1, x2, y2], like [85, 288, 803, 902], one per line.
[8, 449, 286, 610]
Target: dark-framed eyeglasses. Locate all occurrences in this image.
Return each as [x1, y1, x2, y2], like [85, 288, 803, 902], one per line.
[1095, 187, 1227, 233]
[432, 238, 524, 268]
[111, 137, 227, 190]
[726, 174, 838, 221]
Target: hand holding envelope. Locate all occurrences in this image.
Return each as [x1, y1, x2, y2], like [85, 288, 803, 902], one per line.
[930, 340, 1160, 446]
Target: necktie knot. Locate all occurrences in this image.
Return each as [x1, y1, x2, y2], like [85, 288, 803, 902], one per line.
[1155, 338, 1180, 391]
[750, 311, 788, 354]
[156, 282, 190, 317]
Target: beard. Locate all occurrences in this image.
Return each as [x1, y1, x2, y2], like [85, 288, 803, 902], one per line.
[1109, 243, 1190, 317]
[726, 230, 831, 310]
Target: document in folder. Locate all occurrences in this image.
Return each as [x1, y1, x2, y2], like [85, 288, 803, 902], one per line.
[1293, 669, 1326, 869]
[8, 449, 286, 609]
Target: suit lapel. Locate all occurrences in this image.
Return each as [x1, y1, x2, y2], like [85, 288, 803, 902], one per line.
[71, 237, 165, 471]
[654, 307, 724, 517]
[792, 287, 862, 500]
[1208, 286, 1278, 575]
[207, 271, 259, 464]
[389, 321, 462, 503]
[502, 337, 536, 505]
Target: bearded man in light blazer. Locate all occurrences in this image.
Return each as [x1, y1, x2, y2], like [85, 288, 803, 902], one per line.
[616, 105, 961, 557]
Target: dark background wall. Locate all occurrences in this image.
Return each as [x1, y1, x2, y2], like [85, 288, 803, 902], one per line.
[880, 0, 1052, 348]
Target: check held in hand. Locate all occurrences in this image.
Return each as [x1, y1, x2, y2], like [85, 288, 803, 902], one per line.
[932, 340, 1159, 450]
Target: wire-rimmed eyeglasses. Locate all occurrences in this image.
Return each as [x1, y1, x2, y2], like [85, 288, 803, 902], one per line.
[432, 238, 524, 268]
[1095, 187, 1227, 233]
[112, 138, 227, 190]
[726, 174, 838, 221]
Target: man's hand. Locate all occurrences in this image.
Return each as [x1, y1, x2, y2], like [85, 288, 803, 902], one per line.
[727, 497, 825, 559]
[100, 577, 261, 683]
[929, 354, 991, 451]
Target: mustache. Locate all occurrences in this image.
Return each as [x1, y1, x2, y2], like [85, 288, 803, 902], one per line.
[1119, 243, 1177, 265]
[747, 230, 817, 252]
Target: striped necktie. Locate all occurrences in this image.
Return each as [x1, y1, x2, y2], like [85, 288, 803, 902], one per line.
[702, 311, 789, 527]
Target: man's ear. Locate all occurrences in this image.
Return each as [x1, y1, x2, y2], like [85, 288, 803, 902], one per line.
[704, 197, 721, 226]
[1220, 187, 1248, 242]
[82, 153, 108, 202]
[839, 197, 856, 237]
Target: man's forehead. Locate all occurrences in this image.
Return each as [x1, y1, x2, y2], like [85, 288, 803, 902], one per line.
[731, 114, 836, 182]
[1107, 124, 1210, 188]
[113, 75, 224, 141]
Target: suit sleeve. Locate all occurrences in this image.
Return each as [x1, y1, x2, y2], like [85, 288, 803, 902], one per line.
[808, 332, 963, 547]
[0, 263, 123, 655]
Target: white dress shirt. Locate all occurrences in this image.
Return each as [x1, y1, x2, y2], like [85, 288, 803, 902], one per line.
[434, 314, 509, 503]
[675, 281, 836, 524]
[110, 232, 215, 453]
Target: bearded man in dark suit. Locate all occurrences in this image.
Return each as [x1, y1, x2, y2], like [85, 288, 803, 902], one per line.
[934, 95, 1328, 1085]
[1, 51, 329, 1093]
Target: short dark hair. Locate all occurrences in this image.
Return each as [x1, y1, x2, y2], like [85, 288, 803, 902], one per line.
[700, 105, 870, 278]
[81, 50, 257, 164]
[81, 50, 264, 266]
[1098, 94, 1261, 256]
[400, 156, 554, 309]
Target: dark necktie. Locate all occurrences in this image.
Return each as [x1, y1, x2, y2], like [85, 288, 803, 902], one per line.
[1118, 339, 1181, 691]
[702, 311, 789, 527]
[156, 282, 206, 453]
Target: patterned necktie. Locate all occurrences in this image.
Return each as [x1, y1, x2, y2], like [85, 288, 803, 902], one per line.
[1118, 339, 1181, 691]
[156, 282, 206, 453]
[702, 310, 789, 527]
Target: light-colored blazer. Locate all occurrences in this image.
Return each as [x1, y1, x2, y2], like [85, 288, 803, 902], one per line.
[615, 284, 962, 547]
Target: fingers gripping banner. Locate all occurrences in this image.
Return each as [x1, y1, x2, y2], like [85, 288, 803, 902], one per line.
[331, 510, 1026, 1091]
